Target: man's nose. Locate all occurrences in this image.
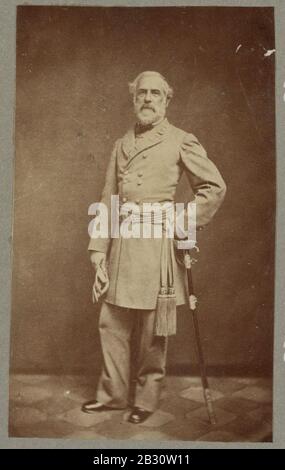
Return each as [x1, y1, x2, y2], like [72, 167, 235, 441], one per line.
[144, 91, 152, 102]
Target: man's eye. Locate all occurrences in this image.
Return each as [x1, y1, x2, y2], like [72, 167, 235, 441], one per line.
[152, 90, 161, 96]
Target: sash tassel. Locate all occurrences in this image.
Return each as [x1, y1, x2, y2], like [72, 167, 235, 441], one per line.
[154, 234, 177, 337]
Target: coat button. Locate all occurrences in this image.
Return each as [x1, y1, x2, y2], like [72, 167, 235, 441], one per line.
[137, 181, 142, 186]
[142, 154, 147, 159]
[135, 199, 140, 204]
[138, 172, 143, 177]
[124, 170, 129, 175]
[122, 197, 127, 203]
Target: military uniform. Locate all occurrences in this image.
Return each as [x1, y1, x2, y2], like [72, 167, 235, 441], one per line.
[88, 118, 226, 411]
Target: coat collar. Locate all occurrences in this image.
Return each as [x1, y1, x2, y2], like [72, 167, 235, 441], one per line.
[122, 118, 170, 163]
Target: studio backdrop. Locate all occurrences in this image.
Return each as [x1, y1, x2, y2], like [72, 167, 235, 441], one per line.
[10, 6, 275, 376]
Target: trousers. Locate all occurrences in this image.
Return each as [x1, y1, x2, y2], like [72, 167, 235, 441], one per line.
[96, 301, 168, 412]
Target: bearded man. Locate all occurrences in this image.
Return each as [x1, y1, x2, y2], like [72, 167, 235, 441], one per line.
[82, 71, 226, 424]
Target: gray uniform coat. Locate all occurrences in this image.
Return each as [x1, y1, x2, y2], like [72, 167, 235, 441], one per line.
[88, 118, 226, 309]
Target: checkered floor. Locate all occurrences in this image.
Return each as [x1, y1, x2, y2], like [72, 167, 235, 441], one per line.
[9, 374, 272, 442]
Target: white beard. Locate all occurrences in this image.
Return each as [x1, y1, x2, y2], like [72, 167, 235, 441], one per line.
[135, 104, 166, 126]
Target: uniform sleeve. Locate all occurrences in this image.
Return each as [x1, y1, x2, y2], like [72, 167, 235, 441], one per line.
[88, 140, 119, 252]
[179, 133, 226, 228]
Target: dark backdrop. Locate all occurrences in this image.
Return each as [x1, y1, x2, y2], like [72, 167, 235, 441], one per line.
[10, 6, 275, 376]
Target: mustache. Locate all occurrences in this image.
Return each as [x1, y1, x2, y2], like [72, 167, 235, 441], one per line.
[140, 105, 156, 111]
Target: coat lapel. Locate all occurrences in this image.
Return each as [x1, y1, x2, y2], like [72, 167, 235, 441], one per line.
[121, 128, 135, 159]
[122, 119, 170, 166]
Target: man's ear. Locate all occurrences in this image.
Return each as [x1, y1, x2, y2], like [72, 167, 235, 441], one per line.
[166, 97, 171, 107]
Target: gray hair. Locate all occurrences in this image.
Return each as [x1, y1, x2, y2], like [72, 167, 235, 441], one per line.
[128, 71, 174, 100]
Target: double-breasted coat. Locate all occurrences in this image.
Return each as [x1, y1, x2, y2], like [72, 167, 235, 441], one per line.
[88, 118, 226, 310]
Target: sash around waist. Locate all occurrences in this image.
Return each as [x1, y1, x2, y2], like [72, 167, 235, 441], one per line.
[118, 201, 177, 225]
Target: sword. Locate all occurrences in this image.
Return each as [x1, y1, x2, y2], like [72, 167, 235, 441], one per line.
[179, 240, 217, 425]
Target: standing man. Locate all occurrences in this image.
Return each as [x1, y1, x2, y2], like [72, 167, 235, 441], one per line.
[83, 71, 226, 424]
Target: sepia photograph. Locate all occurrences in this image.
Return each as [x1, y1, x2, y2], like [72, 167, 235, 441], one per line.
[9, 4, 275, 443]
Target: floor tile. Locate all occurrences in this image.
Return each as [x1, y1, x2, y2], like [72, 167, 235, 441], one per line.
[91, 417, 141, 440]
[160, 394, 203, 417]
[36, 377, 85, 400]
[180, 385, 224, 403]
[133, 410, 175, 428]
[35, 376, 97, 404]
[224, 415, 272, 442]
[161, 417, 212, 441]
[165, 376, 202, 392]
[34, 396, 80, 416]
[20, 376, 75, 398]
[61, 385, 96, 404]
[208, 377, 247, 395]
[254, 378, 272, 390]
[131, 430, 176, 441]
[9, 405, 47, 427]
[214, 397, 260, 414]
[186, 405, 236, 427]
[58, 406, 113, 428]
[235, 377, 258, 386]
[8, 374, 273, 443]
[65, 430, 106, 440]
[10, 419, 76, 438]
[248, 405, 272, 424]
[9, 384, 52, 405]
[121, 409, 175, 428]
[232, 386, 272, 404]
[198, 430, 242, 442]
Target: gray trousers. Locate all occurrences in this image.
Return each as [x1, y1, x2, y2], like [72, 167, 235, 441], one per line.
[96, 301, 168, 412]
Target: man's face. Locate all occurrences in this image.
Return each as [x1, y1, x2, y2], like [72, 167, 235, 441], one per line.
[133, 75, 169, 126]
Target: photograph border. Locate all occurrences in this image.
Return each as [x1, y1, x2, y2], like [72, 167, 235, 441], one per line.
[0, 0, 284, 449]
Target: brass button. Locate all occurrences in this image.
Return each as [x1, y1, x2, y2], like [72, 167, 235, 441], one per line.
[142, 154, 147, 159]
[122, 197, 127, 203]
[124, 170, 129, 175]
[138, 172, 143, 177]
[137, 181, 142, 186]
[135, 199, 140, 204]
